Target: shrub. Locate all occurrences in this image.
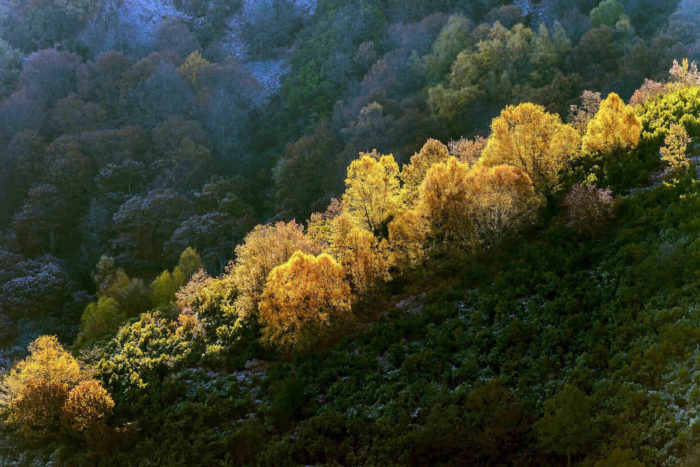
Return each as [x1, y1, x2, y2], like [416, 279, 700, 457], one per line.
[62, 379, 114, 431]
[7, 379, 68, 441]
[562, 184, 615, 236]
[660, 123, 691, 174]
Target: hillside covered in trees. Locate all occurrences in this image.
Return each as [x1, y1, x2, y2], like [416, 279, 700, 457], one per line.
[0, 0, 699, 465]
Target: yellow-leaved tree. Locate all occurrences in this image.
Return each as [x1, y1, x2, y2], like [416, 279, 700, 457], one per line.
[1, 336, 114, 440]
[342, 153, 401, 233]
[177, 50, 210, 87]
[582, 92, 641, 155]
[418, 157, 474, 244]
[419, 157, 540, 247]
[1, 335, 82, 402]
[8, 379, 69, 441]
[466, 165, 541, 247]
[259, 251, 353, 352]
[388, 209, 429, 269]
[329, 212, 391, 296]
[400, 139, 450, 206]
[62, 380, 115, 431]
[228, 221, 321, 321]
[479, 102, 580, 191]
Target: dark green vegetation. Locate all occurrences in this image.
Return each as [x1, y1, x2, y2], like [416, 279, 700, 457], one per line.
[70, 173, 699, 466]
[0, 0, 699, 465]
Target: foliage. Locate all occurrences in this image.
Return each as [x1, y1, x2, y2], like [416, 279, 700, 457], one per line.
[0, 1, 697, 464]
[6, 378, 68, 441]
[465, 165, 541, 247]
[76, 297, 124, 348]
[479, 102, 580, 191]
[660, 123, 692, 174]
[535, 384, 596, 464]
[388, 209, 429, 269]
[628, 79, 664, 107]
[96, 312, 197, 401]
[568, 90, 602, 134]
[427, 22, 571, 128]
[448, 135, 487, 165]
[342, 153, 402, 234]
[229, 221, 320, 322]
[1, 336, 82, 402]
[177, 51, 210, 87]
[329, 222, 391, 296]
[583, 92, 641, 155]
[150, 270, 178, 309]
[562, 184, 615, 236]
[400, 138, 450, 206]
[636, 86, 700, 142]
[62, 379, 114, 431]
[0, 335, 116, 444]
[590, 0, 624, 27]
[259, 251, 353, 352]
[418, 156, 473, 244]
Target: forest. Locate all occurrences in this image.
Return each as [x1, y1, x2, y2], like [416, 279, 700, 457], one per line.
[0, 0, 699, 465]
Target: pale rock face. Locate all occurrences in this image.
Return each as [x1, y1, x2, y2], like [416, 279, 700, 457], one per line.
[80, 0, 188, 55]
[222, 0, 316, 91]
[81, 0, 317, 89]
[113, 0, 184, 36]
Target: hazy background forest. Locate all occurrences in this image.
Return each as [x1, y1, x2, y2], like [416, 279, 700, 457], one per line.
[0, 0, 698, 465]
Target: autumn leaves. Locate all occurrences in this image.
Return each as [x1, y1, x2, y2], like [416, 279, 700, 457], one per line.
[1, 336, 113, 441]
[246, 93, 645, 353]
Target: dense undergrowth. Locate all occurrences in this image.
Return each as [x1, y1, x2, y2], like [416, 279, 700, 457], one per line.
[6, 166, 694, 466]
[102, 177, 699, 466]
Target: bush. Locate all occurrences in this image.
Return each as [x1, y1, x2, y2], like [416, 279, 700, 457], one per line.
[62, 379, 114, 431]
[562, 184, 615, 236]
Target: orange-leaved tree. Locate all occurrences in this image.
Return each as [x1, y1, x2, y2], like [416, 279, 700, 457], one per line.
[479, 102, 580, 191]
[1, 336, 115, 440]
[467, 164, 540, 247]
[419, 157, 540, 247]
[419, 156, 474, 244]
[7, 378, 69, 441]
[258, 251, 353, 352]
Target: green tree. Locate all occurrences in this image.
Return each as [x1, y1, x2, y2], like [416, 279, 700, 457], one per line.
[174, 246, 204, 282]
[590, 0, 625, 27]
[150, 270, 178, 309]
[535, 385, 596, 466]
[77, 297, 125, 347]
